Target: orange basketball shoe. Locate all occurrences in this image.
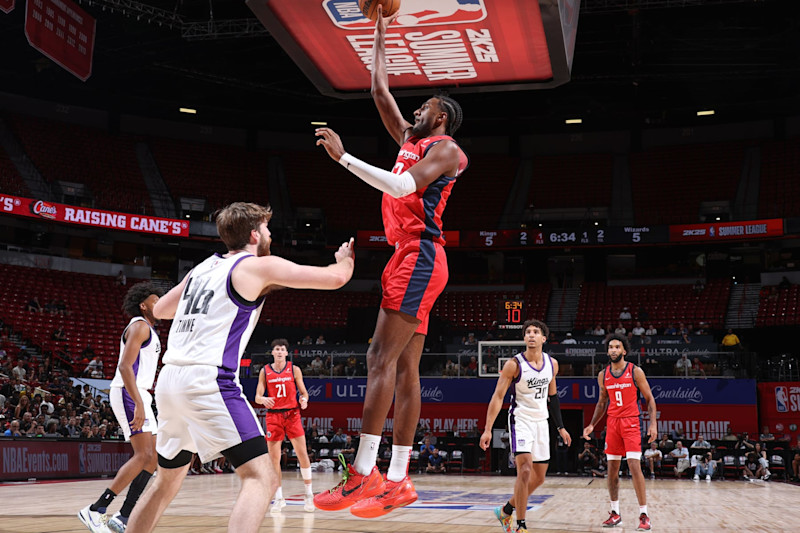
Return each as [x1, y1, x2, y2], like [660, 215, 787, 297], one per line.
[350, 475, 418, 518]
[314, 460, 386, 511]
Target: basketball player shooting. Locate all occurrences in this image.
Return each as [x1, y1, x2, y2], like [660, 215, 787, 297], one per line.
[313, 4, 469, 519]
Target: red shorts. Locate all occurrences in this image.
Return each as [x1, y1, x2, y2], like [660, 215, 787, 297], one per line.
[381, 238, 448, 335]
[265, 409, 304, 442]
[604, 416, 641, 456]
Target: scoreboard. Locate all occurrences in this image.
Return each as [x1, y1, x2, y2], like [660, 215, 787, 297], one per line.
[497, 299, 525, 329]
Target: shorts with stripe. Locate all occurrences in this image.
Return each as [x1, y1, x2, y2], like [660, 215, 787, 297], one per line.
[509, 415, 550, 462]
[381, 237, 448, 336]
[155, 364, 264, 464]
[110, 386, 157, 441]
[604, 416, 642, 457]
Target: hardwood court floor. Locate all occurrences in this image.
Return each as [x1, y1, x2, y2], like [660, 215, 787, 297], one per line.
[1, 471, 798, 533]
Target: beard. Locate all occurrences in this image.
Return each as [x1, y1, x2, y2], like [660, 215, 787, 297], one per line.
[256, 234, 271, 257]
[411, 119, 430, 137]
[609, 353, 624, 364]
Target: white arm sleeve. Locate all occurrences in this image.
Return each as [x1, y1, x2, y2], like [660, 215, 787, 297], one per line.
[339, 153, 417, 198]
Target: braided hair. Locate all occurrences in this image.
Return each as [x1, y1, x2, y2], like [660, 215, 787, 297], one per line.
[435, 94, 463, 136]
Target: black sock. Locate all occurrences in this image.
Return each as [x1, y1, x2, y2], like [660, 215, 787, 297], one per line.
[119, 470, 153, 518]
[90, 488, 116, 513]
[517, 519, 527, 530]
[503, 501, 515, 516]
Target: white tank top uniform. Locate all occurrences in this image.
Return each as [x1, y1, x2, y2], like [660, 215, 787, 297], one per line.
[507, 352, 554, 461]
[155, 253, 267, 463]
[110, 316, 161, 440]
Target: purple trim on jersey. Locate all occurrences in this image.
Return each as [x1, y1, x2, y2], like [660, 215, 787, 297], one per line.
[509, 413, 517, 455]
[121, 388, 143, 437]
[221, 307, 252, 372]
[522, 353, 546, 373]
[399, 238, 436, 316]
[216, 368, 262, 442]
[512, 354, 523, 384]
[225, 254, 265, 311]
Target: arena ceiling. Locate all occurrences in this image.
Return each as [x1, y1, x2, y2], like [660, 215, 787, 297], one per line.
[0, 0, 797, 136]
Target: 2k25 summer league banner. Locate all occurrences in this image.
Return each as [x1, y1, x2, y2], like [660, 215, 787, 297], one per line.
[0, 194, 190, 237]
[0, 440, 132, 481]
[0, 0, 14, 14]
[248, 0, 576, 97]
[25, 0, 96, 81]
[669, 218, 783, 243]
[244, 377, 758, 439]
[757, 382, 800, 441]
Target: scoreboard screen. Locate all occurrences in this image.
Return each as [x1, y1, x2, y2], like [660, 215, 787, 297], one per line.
[498, 299, 525, 329]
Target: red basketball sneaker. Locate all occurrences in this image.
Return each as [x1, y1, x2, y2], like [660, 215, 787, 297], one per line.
[350, 476, 418, 518]
[313, 462, 386, 511]
[602, 511, 622, 527]
[637, 513, 651, 531]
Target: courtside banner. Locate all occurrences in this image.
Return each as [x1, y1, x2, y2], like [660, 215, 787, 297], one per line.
[757, 382, 800, 440]
[248, 0, 579, 97]
[0, 440, 132, 481]
[669, 218, 783, 243]
[25, 0, 95, 81]
[356, 229, 459, 248]
[0, 0, 14, 14]
[0, 194, 190, 237]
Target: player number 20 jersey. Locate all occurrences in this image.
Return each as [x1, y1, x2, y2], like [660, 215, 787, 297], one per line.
[509, 352, 554, 422]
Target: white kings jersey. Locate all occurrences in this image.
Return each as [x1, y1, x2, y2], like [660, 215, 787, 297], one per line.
[508, 352, 554, 422]
[110, 316, 161, 391]
[162, 253, 265, 371]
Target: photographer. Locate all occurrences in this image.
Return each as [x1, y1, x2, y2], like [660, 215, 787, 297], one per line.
[693, 451, 716, 481]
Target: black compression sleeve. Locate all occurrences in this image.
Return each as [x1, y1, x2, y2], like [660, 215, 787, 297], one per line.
[548, 394, 564, 429]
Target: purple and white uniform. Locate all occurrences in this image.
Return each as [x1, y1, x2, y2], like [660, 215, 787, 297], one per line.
[110, 316, 160, 441]
[507, 352, 554, 461]
[155, 252, 265, 463]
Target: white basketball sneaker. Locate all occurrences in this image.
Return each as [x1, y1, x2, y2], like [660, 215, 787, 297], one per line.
[77, 505, 110, 533]
[270, 497, 287, 514]
[304, 493, 315, 512]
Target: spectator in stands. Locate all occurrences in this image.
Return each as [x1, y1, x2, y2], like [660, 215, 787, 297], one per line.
[419, 436, 435, 467]
[619, 307, 631, 320]
[663, 324, 677, 335]
[631, 321, 645, 337]
[464, 356, 478, 376]
[670, 441, 690, 478]
[671, 427, 685, 442]
[308, 356, 323, 376]
[116, 270, 127, 286]
[463, 332, 478, 345]
[12, 361, 26, 381]
[341, 434, 356, 465]
[721, 329, 741, 349]
[742, 451, 766, 481]
[330, 427, 347, 446]
[753, 443, 772, 480]
[26, 296, 42, 313]
[4, 419, 21, 436]
[778, 276, 791, 291]
[693, 451, 716, 481]
[643, 442, 662, 479]
[91, 367, 105, 379]
[562, 332, 577, 344]
[675, 354, 691, 376]
[791, 439, 800, 481]
[344, 355, 359, 377]
[759, 426, 775, 442]
[614, 322, 626, 335]
[720, 427, 738, 441]
[691, 435, 711, 449]
[658, 433, 675, 454]
[52, 327, 68, 343]
[736, 432, 755, 451]
[578, 442, 599, 474]
[55, 299, 69, 317]
[44, 299, 59, 315]
[591, 324, 605, 336]
[693, 280, 705, 295]
[83, 356, 103, 377]
[301, 335, 313, 345]
[64, 416, 81, 437]
[443, 359, 458, 377]
[426, 448, 446, 473]
[691, 358, 706, 377]
[316, 334, 326, 345]
[644, 324, 657, 336]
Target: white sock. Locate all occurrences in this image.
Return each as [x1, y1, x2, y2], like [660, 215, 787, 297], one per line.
[274, 487, 283, 501]
[610, 500, 620, 514]
[387, 445, 412, 482]
[354, 434, 381, 476]
[639, 505, 648, 516]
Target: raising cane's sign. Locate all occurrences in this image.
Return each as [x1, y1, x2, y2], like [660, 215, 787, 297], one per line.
[0, 194, 190, 237]
[247, 0, 580, 97]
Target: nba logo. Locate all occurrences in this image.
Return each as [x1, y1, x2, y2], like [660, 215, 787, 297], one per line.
[775, 386, 789, 413]
[323, 0, 487, 30]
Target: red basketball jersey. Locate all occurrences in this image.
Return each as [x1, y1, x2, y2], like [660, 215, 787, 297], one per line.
[263, 361, 298, 410]
[382, 135, 469, 247]
[604, 362, 640, 418]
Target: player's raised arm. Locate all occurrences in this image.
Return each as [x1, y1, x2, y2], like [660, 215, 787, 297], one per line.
[371, 5, 412, 146]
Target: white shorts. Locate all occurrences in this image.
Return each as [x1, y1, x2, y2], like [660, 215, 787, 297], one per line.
[509, 415, 550, 462]
[155, 364, 264, 463]
[110, 386, 157, 441]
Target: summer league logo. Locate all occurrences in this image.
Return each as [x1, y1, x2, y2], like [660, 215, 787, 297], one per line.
[323, 0, 487, 30]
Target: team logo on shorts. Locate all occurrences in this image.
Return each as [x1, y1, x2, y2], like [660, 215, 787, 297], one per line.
[517, 438, 525, 447]
[323, 0, 487, 30]
[267, 431, 272, 438]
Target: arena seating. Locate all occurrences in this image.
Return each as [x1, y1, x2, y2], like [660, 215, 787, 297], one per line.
[574, 279, 730, 331]
[759, 137, 800, 218]
[630, 141, 748, 225]
[446, 154, 518, 229]
[149, 137, 270, 213]
[528, 153, 613, 209]
[756, 285, 800, 326]
[6, 115, 151, 215]
[0, 147, 28, 196]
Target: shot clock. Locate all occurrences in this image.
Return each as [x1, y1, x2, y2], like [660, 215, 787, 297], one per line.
[497, 299, 525, 329]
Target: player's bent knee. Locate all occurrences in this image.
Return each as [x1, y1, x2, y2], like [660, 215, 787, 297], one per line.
[158, 450, 193, 469]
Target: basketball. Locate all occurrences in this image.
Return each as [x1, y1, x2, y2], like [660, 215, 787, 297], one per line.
[358, 0, 401, 21]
